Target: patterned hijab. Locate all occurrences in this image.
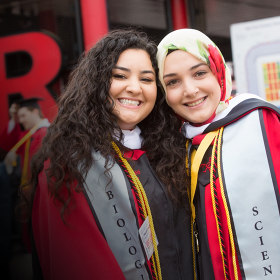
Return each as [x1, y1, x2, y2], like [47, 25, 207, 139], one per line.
[157, 29, 232, 115]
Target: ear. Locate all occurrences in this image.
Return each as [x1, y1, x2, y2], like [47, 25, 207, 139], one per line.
[32, 108, 40, 117]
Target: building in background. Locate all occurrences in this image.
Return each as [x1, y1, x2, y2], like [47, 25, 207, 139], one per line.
[1, 0, 280, 131]
[0, 0, 189, 134]
[231, 16, 280, 106]
[188, 0, 280, 98]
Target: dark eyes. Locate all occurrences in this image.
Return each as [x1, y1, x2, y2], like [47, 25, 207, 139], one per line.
[113, 74, 126, 79]
[141, 77, 153, 82]
[166, 79, 178, 86]
[112, 74, 153, 82]
[166, 70, 208, 86]
[195, 71, 207, 77]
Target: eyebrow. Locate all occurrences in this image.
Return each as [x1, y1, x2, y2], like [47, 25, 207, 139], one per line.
[114, 66, 155, 76]
[163, 62, 207, 79]
[140, 70, 155, 75]
[190, 62, 207, 71]
[114, 66, 130, 72]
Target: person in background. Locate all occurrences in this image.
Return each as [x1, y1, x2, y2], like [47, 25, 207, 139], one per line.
[1, 97, 50, 179]
[21, 29, 194, 280]
[0, 97, 50, 253]
[157, 28, 280, 280]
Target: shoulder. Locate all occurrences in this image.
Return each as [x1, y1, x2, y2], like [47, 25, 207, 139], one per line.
[228, 93, 280, 117]
[205, 93, 280, 133]
[33, 127, 48, 139]
[32, 119, 50, 139]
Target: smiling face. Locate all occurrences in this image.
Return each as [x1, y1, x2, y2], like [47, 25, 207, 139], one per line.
[163, 50, 221, 124]
[110, 49, 157, 130]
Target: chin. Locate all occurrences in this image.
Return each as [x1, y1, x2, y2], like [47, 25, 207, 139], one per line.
[23, 125, 31, 130]
[189, 113, 211, 124]
[118, 121, 138, 130]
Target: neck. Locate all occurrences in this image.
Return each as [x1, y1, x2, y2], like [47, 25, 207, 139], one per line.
[189, 112, 216, 127]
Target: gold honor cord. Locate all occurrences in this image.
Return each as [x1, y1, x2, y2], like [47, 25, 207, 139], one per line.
[210, 127, 239, 280]
[216, 127, 239, 280]
[190, 131, 218, 222]
[10, 121, 41, 167]
[111, 141, 162, 280]
[187, 131, 218, 280]
[186, 140, 197, 280]
[21, 137, 31, 187]
[6, 121, 43, 189]
[10, 121, 41, 153]
[210, 131, 228, 280]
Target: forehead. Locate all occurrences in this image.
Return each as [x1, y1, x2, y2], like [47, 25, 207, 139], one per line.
[164, 50, 202, 72]
[116, 49, 153, 69]
[18, 107, 30, 115]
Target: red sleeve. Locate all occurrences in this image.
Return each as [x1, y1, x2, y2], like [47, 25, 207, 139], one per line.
[0, 122, 21, 151]
[262, 109, 280, 195]
[32, 161, 126, 280]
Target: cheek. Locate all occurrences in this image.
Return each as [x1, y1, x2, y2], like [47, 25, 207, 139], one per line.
[109, 81, 120, 98]
[209, 77, 221, 98]
[109, 84, 119, 106]
[144, 85, 157, 103]
[150, 86, 157, 103]
[213, 84, 221, 104]
[109, 84, 115, 97]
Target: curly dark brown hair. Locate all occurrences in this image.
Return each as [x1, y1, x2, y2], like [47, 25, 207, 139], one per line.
[21, 29, 188, 223]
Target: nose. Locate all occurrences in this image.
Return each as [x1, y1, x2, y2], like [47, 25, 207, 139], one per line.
[126, 77, 142, 95]
[182, 78, 198, 97]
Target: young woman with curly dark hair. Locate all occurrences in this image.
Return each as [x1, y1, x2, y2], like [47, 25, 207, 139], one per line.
[23, 29, 194, 280]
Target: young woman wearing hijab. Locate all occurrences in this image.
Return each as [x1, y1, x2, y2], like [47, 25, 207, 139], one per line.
[22, 29, 194, 280]
[157, 29, 280, 280]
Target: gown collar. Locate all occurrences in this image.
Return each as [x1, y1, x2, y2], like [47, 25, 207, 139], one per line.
[121, 125, 143, 149]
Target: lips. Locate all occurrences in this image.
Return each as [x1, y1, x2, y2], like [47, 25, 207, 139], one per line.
[118, 98, 141, 106]
[185, 97, 206, 107]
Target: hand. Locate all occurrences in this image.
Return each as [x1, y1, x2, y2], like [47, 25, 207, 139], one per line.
[4, 150, 17, 175]
[9, 103, 19, 122]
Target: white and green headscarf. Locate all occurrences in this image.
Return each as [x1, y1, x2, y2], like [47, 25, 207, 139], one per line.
[157, 29, 232, 115]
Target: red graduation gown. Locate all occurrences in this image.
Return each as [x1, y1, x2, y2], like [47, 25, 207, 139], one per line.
[0, 121, 48, 252]
[32, 150, 194, 280]
[187, 96, 280, 280]
[0, 122, 48, 169]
